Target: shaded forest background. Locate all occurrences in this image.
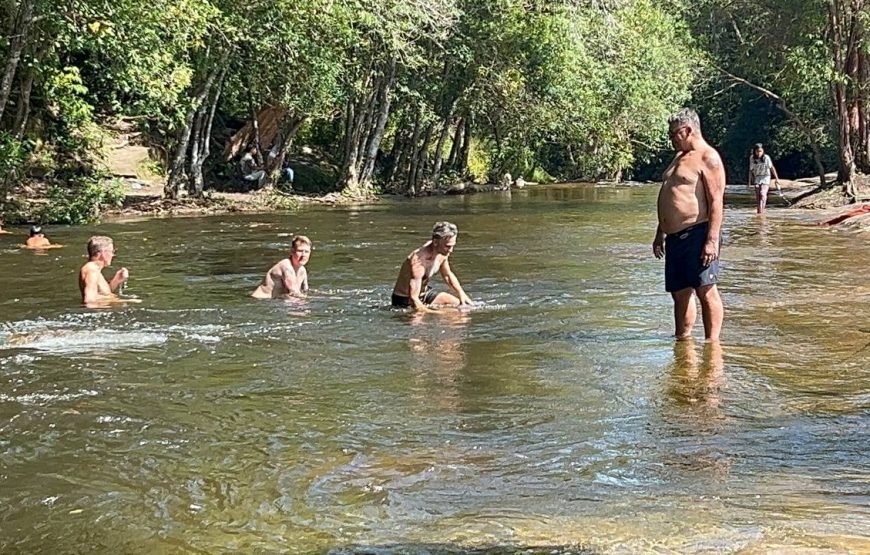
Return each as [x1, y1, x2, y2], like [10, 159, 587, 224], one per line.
[1, 0, 868, 222]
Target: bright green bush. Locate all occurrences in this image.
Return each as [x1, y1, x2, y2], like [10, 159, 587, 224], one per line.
[39, 177, 125, 225]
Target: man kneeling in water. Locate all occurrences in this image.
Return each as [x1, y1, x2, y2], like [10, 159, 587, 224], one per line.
[391, 221, 472, 311]
[251, 235, 311, 299]
[79, 235, 130, 307]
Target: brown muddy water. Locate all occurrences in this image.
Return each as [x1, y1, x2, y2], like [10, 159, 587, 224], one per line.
[0, 184, 868, 554]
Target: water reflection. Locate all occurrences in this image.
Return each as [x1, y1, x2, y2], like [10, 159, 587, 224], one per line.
[407, 310, 470, 413]
[666, 340, 725, 413]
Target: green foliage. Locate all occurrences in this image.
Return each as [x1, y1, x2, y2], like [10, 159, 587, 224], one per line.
[39, 177, 125, 225]
[0, 133, 29, 184]
[264, 191, 300, 211]
[466, 138, 491, 182]
[680, 0, 839, 179]
[1, 0, 849, 209]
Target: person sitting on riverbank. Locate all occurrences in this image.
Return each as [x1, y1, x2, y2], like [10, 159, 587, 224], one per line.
[251, 235, 312, 299]
[0, 219, 9, 234]
[240, 147, 266, 189]
[748, 143, 781, 215]
[79, 235, 130, 307]
[24, 226, 59, 249]
[267, 148, 295, 188]
[391, 221, 473, 311]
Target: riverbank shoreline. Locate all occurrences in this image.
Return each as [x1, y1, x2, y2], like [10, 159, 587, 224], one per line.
[3, 174, 868, 231]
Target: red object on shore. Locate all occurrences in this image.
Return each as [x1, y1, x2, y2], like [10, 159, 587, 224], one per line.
[820, 204, 870, 226]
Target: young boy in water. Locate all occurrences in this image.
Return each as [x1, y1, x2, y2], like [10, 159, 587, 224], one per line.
[251, 235, 312, 299]
[79, 235, 131, 307]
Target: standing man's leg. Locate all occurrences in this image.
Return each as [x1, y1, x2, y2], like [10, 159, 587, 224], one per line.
[758, 184, 769, 214]
[755, 185, 762, 214]
[671, 288, 696, 340]
[696, 284, 723, 341]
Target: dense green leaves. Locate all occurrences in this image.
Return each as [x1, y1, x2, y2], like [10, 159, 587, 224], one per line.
[2, 0, 861, 217]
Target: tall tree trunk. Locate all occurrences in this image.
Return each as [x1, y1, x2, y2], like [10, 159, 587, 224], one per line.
[338, 65, 395, 196]
[430, 107, 455, 186]
[388, 125, 412, 188]
[340, 69, 375, 178]
[190, 64, 227, 197]
[360, 58, 397, 184]
[409, 122, 434, 194]
[447, 116, 463, 170]
[165, 64, 220, 199]
[404, 108, 423, 195]
[264, 115, 306, 189]
[830, 0, 856, 192]
[458, 116, 473, 175]
[12, 63, 33, 139]
[384, 114, 408, 185]
[0, 0, 34, 120]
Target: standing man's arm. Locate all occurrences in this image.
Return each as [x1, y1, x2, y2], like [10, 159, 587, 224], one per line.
[701, 151, 726, 266]
[747, 160, 753, 186]
[652, 223, 666, 259]
[440, 259, 472, 305]
[300, 268, 309, 293]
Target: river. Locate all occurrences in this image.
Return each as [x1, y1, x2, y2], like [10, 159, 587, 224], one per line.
[1, 184, 868, 553]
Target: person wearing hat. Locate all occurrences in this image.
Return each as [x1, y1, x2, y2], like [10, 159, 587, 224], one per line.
[748, 143, 781, 214]
[24, 225, 56, 249]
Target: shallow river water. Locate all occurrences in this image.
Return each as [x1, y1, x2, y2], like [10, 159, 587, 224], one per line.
[1, 184, 868, 554]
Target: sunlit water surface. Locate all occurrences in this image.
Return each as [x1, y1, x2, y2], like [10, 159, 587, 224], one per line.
[1, 184, 868, 554]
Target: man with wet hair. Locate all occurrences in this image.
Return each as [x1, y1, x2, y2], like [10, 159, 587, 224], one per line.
[391, 221, 472, 311]
[251, 235, 312, 299]
[79, 235, 130, 306]
[653, 108, 725, 341]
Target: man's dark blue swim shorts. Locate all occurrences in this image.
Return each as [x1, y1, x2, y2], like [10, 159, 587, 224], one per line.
[665, 221, 720, 292]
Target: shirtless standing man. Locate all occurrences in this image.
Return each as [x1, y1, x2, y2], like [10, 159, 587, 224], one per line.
[251, 235, 312, 299]
[653, 108, 725, 342]
[79, 235, 129, 306]
[391, 221, 472, 311]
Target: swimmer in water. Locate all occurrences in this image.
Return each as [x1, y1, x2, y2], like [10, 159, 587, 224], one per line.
[391, 221, 472, 312]
[251, 235, 311, 299]
[23, 225, 62, 249]
[79, 235, 133, 307]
